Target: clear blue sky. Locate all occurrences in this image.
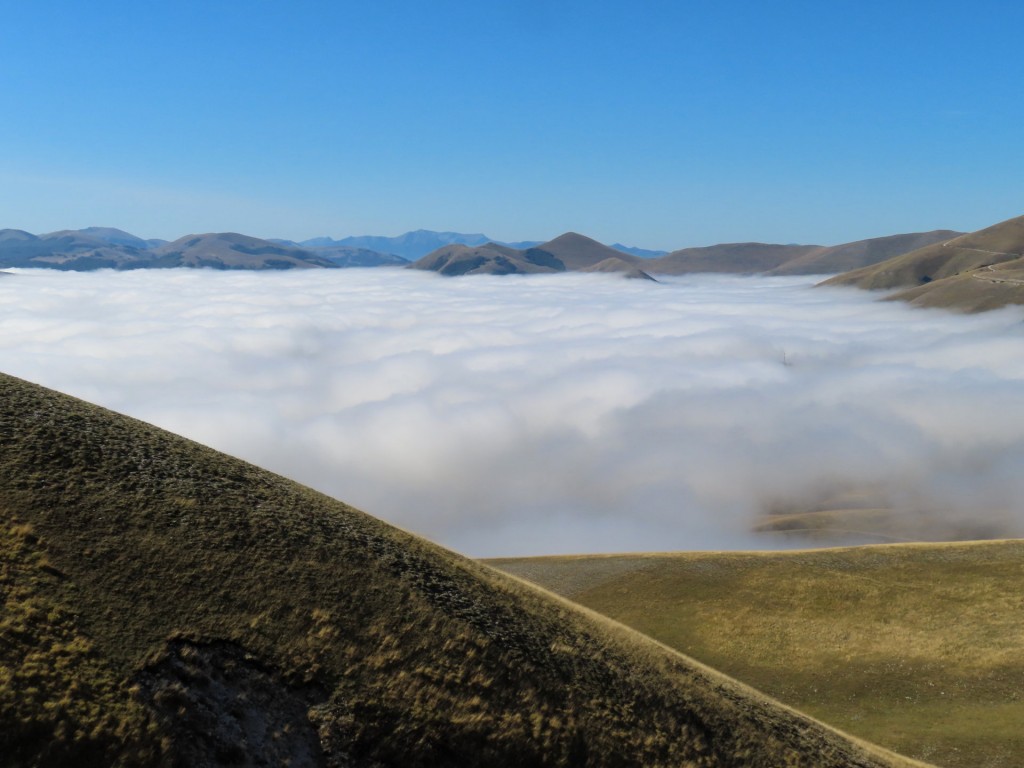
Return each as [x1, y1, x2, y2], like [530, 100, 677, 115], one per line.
[2, 0, 1022, 249]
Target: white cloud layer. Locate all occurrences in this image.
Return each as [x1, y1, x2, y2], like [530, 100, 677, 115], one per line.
[3, 268, 1024, 557]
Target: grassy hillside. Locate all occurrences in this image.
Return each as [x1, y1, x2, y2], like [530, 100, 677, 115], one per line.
[767, 231, 960, 276]
[647, 232, 959, 277]
[0, 372, 920, 767]
[884, 261, 1024, 312]
[490, 542, 1024, 767]
[821, 215, 1024, 311]
[646, 243, 819, 275]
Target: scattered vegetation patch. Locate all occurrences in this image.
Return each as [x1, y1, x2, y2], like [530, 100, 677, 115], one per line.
[0, 521, 157, 767]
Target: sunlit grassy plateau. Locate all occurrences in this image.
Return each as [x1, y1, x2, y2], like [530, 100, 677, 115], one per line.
[490, 543, 1024, 768]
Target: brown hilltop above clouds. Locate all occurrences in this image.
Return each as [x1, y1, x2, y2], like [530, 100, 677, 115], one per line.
[822, 213, 1024, 312]
[523, 232, 636, 270]
[410, 231, 658, 279]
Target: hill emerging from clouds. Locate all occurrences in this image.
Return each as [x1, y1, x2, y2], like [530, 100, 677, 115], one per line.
[409, 232, 647, 277]
[822, 214, 1024, 311]
[766, 230, 960, 276]
[410, 232, 664, 279]
[0, 372, 921, 767]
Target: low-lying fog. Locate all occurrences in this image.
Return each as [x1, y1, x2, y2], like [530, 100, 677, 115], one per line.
[3, 268, 1024, 557]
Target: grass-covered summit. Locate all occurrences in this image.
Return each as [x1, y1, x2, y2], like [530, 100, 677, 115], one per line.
[0, 372, 922, 767]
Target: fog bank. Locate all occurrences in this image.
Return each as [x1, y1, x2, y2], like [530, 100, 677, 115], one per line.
[3, 268, 1024, 556]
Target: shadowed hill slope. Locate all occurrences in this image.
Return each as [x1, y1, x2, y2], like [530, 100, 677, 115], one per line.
[821, 214, 1024, 311]
[409, 242, 563, 275]
[490, 542, 1024, 767]
[409, 232, 643, 277]
[0, 373, 921, 767]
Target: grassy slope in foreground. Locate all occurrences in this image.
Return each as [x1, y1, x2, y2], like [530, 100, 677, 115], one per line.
[489, 543, 1024, 768]
[0, 372, 920, 767]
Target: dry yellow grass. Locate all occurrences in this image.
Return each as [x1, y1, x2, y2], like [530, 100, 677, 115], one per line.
[821, 213, 1024, 312]
[489, 541, 1024, 768]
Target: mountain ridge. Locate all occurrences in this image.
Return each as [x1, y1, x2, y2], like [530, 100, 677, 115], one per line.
[0, 225, 965, 277]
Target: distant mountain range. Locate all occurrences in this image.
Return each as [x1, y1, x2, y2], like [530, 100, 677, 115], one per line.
[0, 225, 967, 282]
[283, 230, 545, 260]
[0, 227, 657, 271]
[0, 229, 407, 270]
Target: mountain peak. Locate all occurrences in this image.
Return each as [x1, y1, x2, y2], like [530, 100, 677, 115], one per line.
[532, 232, 638, 270]
[0, 228, 39, 242]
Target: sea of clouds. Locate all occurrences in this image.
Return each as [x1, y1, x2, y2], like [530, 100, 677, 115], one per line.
[3, 267, 1024, 557]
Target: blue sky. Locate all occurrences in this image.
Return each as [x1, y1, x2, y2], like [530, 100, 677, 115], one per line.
[2, 0, 1022, 248]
